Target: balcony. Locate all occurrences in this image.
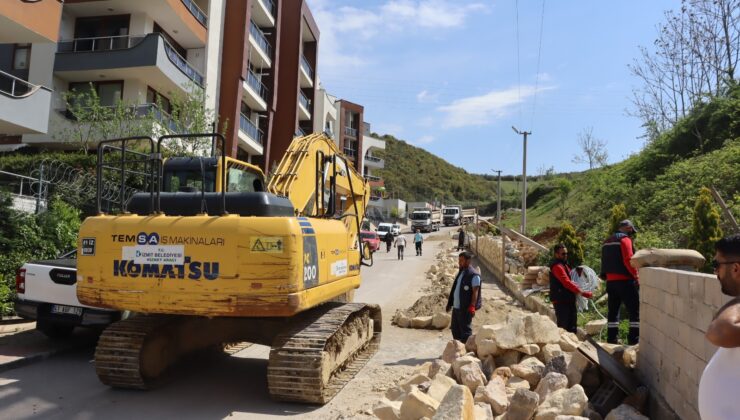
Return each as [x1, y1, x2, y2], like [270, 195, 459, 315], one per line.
[252, 0, 276, 28]
[0, 70, 51, 134]
[242, 69, 268, 112]
[364, 174, 382, 182]
[0, 0, 62, 43]
[298, 91, 311, 121]
[299, 55, 314, 88]
[62, 0, 207, 47]
[294, 127, 306, 138]
[344, 126, 358, 138]
[343, 147, 358, 159]
[55, 33, 204, 94]
[249, 21, 273, 68]
[364, 155, 385, 169]
[238, 113, 264, 156]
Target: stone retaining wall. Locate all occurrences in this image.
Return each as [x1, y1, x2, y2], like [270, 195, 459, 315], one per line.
[637, 266, 732, 420]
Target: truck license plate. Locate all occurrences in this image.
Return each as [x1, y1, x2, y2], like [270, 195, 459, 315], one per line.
[51, 304, 83, 316]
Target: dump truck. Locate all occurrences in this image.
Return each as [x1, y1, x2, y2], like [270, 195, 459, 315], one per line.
[442, 205, 477, 226]
[410, 207, 441, 232]
[76, 133, 380, 404]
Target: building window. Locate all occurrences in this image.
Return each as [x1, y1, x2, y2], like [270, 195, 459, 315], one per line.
[69, 81, 124, 107]
[13, 44, 30, 70]
[147, 86, 172, 114]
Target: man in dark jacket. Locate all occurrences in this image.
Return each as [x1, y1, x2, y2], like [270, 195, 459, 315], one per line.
[458, 228, 466, 251]
[600, 219, 640, 344]
[446, 251, 482, 342]
[550, 243, 592, 333]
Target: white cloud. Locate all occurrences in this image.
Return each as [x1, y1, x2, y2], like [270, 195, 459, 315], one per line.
[413, 135, 436, 145]
[437, 85, 554, 128]
[536, 72, 552, 82]
[416, 90, 439, 103]
[309, 0, 486, 70]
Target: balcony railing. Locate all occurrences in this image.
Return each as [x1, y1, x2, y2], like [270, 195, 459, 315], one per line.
[364, 174, 381, 182]
[343, 148, 357, 158]
[181, 0, 208, 27]
[259, 0, 277, 18]
[0, 69, 37, 98]
[57, 34, 145, 53]
[163, 39, 204, 87]
[300, 54, 314, 80]
[246, 69, 268, 101]
[344, 126, 358, 137]
[365, 155, 382, 163]
[240, 113, 264, 145]
[57, 34, 204, 87]
[62, 103, 181, 132]
[299, 90, 311, 111]
[294, 127, 306, 137]
[249, 21, 272, 58]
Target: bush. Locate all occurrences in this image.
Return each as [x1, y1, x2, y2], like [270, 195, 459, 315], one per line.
[689, 187, 723, 272]
[557, 222, 585, 267]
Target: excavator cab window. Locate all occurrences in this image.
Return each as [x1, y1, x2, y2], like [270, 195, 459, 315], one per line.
[164, 168, 216, 192]
[227, 166, 264, 192]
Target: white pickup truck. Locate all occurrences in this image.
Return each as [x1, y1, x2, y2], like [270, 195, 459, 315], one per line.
[14, 250, 120, 338]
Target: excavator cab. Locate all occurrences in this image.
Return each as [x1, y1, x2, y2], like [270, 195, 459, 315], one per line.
[77, 133, 380, 404]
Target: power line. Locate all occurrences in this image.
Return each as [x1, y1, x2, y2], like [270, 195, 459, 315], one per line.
[530, 0, 547, 129]
[515, 0, 522, 126]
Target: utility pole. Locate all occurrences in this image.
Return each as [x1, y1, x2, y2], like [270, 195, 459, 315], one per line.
[492, 169, 502, 224]
[512, 126, 531, 235]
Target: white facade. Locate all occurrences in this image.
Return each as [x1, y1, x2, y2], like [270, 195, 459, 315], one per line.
[312, 84, 338, 141]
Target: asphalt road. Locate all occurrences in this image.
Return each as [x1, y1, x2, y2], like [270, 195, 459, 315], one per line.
[0, 228, 457, 420]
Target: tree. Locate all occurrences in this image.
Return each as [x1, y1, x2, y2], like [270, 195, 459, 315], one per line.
[608, 204, 629, 237]
[557, 222, 585, 267]
[630, 0, 740, 136]
[59, 82, 219, 156]
[572, 127, 608, 169]
[689, 187, 723, 271]
[555, 178, 573, 221]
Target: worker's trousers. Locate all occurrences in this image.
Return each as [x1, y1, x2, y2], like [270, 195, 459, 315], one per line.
[553, 302, 578, 334]
[415, 242, 422, 256]
[397, 245, 404, 260]
[606, 279, 640, 344]
[451, 308, 473, 342]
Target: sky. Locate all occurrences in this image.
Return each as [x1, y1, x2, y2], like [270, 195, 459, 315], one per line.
[306, 0, 678, 176]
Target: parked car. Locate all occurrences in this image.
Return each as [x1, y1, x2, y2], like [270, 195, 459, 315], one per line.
[360, 231, 380, 253]
[14, 250, 121, 338]
[376, 223, 393, 239]
[391, 224, 401, 236]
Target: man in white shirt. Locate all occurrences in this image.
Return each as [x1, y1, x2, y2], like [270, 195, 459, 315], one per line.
[394, 234, 407, 260]
[699, 234, 740, 419]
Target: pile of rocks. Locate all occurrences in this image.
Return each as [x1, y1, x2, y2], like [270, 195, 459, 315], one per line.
[476, 235, 542, 276]
[521, 266, 549, 289]
[373, 312, 647, 420]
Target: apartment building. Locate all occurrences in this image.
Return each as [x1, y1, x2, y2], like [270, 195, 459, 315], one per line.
[0, 0, 61, 146]
[0, 0, 324, 173]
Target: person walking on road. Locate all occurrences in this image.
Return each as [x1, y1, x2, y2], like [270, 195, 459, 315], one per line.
[699, 234, 740, 419]
[600, 219, 640, 344]
[414, 229, 424, 256]
[384, 231, 393, 253]
[445, 251, 481, 342]
[394, 234, 407, 260]
[550, 244, 593, 333]
[457, 227, 466, 251]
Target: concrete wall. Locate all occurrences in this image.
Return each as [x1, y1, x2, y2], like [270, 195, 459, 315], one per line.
[637, 266, 732, 420]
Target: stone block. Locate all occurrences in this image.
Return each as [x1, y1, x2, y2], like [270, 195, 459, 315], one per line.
[506, 388, 540, 420]
[604, 403, 649, 420]
[453, 355, 483, 380]
[460, 362, 488, 393]
[411, 316, 433, 329]
[385, 385, 406, 401]
[559, 332, 579, 352]
[400, 387, 440, 420]
[704, 276, 723, 308]
[495, 350, 521, 367]
[396, 313, 411, 328]
[429, 359, 452, 379]
[534, 385, 588, 420]
[493, 366, 513, 381]
[566, 352, 591, 387]
[677, 272, 690, 298]
[432, 312, 452, 329]
[539, 344, 563, 364]
[431, 384, 475, 420]
[474, 376, 509, 415]
[544, 355, 568, 377]
[511, 356, 545, 389]
[630, 249, 704, 270]
[554, 416, 589, 420]
[481, 355, 496, 379]
[442, 339, 467, 363]
[404, 373, 432, 388]
[517, 344, 541, 356]
[534, 372, 568, 402]
[688, 276, 705, 302]
[466, 334, 478, 354]
[374, 398, 402, 420]
[474, 402, 495, 420]
[428, 373, 458, 403]
[584, 320, 607, 336]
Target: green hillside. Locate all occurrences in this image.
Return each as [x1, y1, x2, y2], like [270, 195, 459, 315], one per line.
[374, 134, 543, 208]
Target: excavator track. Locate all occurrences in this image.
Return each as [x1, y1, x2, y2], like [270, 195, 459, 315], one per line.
[94, 315, 175, 390]
[267, 302, 382, 404]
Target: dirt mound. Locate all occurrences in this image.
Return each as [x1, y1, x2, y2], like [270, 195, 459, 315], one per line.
[532, 227, 560, 246]
[404, 293, 448, 318]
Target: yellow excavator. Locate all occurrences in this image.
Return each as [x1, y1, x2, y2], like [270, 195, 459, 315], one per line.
[76, 133, 380, 403]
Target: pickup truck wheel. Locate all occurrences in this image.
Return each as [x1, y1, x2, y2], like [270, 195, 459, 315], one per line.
[37, 320, 75, 339]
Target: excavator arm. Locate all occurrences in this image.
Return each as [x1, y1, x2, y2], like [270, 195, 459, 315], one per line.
[268, 133, 370, 240]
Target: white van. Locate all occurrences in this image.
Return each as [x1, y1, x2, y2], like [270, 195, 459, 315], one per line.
[376, 223, 393, 239]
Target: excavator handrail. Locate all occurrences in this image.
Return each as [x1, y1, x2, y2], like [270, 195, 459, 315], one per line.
[157, 133, 228, 216]
[95, 136, 156, 215]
